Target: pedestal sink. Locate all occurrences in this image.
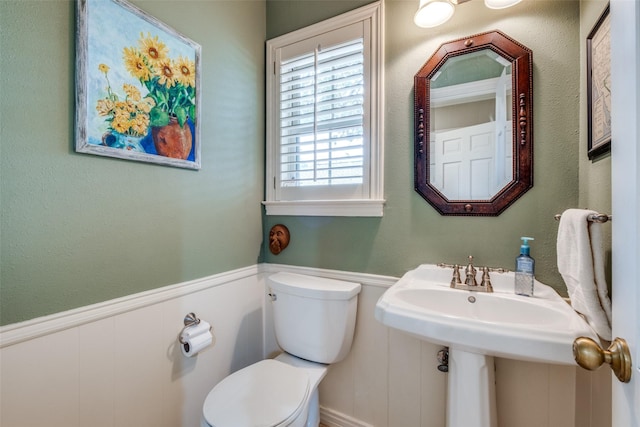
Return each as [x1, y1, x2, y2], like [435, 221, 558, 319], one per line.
[374, 264, 598, 427]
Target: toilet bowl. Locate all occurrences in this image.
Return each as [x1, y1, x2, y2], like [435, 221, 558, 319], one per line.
[201, 272, 361, 427]
[202, 353, 327, 427]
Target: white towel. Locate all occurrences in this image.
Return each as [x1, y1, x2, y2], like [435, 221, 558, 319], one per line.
[557, 209, 612, 341]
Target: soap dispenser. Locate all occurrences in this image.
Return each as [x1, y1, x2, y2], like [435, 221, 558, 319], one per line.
[515, 237, 535, 296]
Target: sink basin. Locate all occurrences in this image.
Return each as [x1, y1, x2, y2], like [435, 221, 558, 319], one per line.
[374, 263, 598, 364]
[393, 288, 569, 324]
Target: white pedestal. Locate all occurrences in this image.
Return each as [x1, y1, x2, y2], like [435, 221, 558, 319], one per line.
[447, 349, 497, 427]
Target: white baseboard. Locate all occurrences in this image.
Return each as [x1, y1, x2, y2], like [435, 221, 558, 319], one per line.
[320, 406, 375, 427]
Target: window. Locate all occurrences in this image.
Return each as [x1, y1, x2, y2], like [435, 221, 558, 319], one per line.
[264, 2, 384, 217]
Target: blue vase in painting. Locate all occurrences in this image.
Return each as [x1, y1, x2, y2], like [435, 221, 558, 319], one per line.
[102, 131, 146, 152]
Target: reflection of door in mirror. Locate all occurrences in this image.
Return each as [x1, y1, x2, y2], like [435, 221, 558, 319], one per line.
[429, 49, 513, 201]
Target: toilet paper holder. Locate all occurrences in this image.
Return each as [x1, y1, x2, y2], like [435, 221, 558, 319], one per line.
[178, 312, 211, 344]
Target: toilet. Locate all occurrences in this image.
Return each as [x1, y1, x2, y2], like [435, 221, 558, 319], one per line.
[201, 272, 361, 427]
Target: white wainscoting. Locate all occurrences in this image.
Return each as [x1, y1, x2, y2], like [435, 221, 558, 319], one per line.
[0, 266, 266, 427]
[0, 263, 610, 427]
[263, 264, 610, 427]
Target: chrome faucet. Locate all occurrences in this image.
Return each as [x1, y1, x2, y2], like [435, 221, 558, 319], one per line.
[438, 256, 508, 293]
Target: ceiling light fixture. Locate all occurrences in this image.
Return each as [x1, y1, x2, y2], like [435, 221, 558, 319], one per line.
[414, 0, 455, 28]
[484, 0, 522, 9]
[414, 0, 523, 28]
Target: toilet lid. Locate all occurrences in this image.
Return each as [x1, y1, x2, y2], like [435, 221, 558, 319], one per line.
[203, 359, 310, 427]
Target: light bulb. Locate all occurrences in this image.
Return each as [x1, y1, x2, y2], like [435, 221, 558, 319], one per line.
[414, 0, 455, 28]
[484, 0, 522, 10]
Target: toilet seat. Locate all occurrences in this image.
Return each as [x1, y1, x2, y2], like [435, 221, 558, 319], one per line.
[203, 359, 310, 427]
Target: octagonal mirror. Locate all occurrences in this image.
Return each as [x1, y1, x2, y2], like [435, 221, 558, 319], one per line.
[414, 30, 533, 216]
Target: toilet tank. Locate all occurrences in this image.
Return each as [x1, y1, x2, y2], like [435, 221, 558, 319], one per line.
[268, 272, 361, 364]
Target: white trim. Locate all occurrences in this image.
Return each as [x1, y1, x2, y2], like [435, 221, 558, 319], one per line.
[0, 265, 260, 349]
[320, 406, 375, 427]
[368, 0, 385, 204]
[267, 2, 382, 47]
[262, 263, 398, 289]
[610, 0, 640, 419]
[262, 199, 385, 217]
[0, 264, 398, 349]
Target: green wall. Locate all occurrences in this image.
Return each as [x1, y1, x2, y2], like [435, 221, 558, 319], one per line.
[1, 0, 609, 326]
[579, 0, 612, 286]
[265, 0, 585, 292]
[0, 0, 266, 325]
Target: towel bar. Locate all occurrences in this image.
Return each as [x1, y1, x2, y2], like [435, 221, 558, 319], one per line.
[554, 213, 612, 223]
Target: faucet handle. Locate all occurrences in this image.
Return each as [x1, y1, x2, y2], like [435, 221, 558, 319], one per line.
[480, 267, 493, 292]
[437, 263, 455, 268]
[437, 263, 462, 287]
[479, 266, 509, 292]
[451, 264, 462, 287]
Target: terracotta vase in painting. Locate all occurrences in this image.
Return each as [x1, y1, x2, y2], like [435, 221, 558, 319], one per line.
[151, 117, 192, 159]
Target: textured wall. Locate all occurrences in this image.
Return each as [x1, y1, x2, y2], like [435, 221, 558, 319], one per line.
[0, 0, 266, 325]
[579, 0, 612, 290]
[265, 0, 582, 293]
[1, 0, 600, 325]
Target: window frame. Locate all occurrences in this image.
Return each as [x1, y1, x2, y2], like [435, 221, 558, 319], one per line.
[263, 1, 385, 217]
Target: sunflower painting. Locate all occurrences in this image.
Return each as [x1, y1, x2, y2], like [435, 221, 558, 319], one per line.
[75, 0, 201, 169]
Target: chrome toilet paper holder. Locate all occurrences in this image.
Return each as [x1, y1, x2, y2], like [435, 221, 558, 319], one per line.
[178, 312, 210, 344]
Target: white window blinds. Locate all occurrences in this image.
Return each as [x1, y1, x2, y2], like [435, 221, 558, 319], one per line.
[279, 38, 365, 190]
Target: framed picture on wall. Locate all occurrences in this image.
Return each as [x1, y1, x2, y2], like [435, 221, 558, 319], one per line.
[586, 4, 611, 160]
[75, 0, 202, 169]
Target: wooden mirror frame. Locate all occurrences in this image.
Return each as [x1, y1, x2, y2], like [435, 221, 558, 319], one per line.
[414, 30, 533, 216]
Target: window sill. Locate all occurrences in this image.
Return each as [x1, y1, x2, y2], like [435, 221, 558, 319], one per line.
[262, 199, 385, 217]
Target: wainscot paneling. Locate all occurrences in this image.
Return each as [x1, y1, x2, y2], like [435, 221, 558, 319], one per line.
[263, 264, 609, 427]
[1, 263, 609, 427]
[0, 266, 265, 427]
